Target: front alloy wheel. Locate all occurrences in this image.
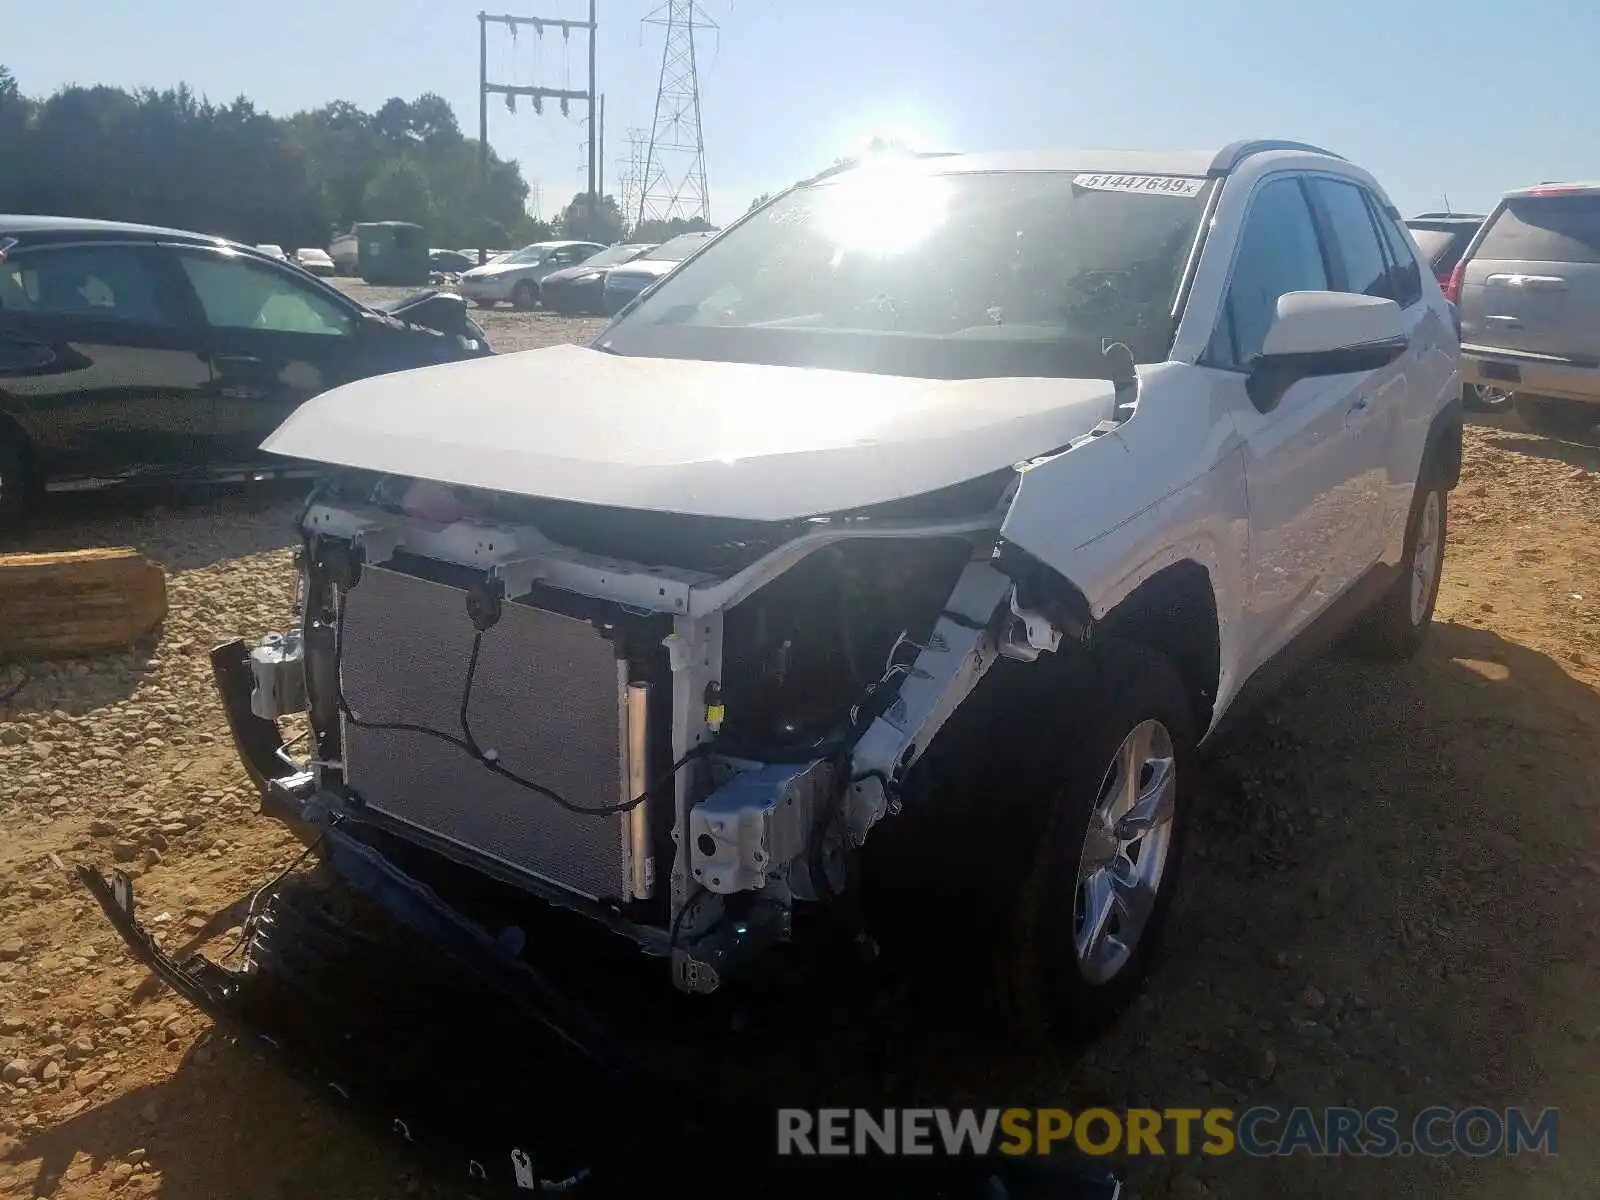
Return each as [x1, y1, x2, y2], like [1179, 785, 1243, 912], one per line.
[1073, 719, 1178, 985]
[995, 640, 1196, 1043]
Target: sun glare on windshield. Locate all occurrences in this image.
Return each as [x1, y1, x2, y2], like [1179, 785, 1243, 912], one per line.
[816, 164, 951, 256]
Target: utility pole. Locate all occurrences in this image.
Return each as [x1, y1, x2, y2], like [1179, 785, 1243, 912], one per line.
[477, 8, 599, 259]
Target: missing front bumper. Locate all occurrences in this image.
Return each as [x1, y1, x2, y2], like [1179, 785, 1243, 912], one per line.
[76, 859, 1123, 1200]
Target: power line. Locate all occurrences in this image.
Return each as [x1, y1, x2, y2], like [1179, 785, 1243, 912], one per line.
[638, 1, 714, 228]
[477, 6, 599, 257]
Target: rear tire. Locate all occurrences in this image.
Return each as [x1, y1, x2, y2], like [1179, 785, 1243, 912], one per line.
[1515, 394, 1600, 442]
[1347, 459, 1447, 661]
[992, 640, 1198, 1044]
[1464, 384, 1514, 414]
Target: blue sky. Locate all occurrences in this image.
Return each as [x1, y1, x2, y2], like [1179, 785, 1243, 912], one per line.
[3, 0, 1589, 225]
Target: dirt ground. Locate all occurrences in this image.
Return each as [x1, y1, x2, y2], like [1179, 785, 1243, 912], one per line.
[0, 302, 1597, 1199]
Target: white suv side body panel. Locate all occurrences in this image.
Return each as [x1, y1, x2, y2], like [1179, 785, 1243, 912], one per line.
[1001, 151, 1459, 740]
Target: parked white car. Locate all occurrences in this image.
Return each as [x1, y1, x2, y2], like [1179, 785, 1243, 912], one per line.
[193, 141, 1462, 1044]
[254, 244, 288, 261]
[292, 247, 337, 277]
[456, 240, 607, 309]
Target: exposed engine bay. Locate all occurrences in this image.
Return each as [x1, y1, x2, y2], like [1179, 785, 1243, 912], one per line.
[239, 465, 1081, 995]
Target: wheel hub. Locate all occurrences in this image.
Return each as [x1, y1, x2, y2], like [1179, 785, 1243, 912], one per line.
[1072, 718, 1177, 985]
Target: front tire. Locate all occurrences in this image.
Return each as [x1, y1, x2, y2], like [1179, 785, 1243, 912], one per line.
[511, 280, 539, 311]
[1348, 462, 1447, 661]
[995, 640, 1197, 1043]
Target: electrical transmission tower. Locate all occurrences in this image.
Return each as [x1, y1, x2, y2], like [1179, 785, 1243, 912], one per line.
[638, 1, 715, 228]
[617, 127, 647, 232]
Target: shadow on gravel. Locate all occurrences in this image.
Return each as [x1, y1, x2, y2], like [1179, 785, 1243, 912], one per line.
[3, 1045, 413, 1200]
[1123, 620, 1599, 1196]
[1482, 432, 1600, 471]
[0, 654, 153, 721]
[2, 482, 307, 572]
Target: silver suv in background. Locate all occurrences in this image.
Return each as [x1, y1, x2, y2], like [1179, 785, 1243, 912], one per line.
[1454, 183, 1600, 441]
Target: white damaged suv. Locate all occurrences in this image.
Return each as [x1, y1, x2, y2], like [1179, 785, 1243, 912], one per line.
[187, 141, 1461, 1042]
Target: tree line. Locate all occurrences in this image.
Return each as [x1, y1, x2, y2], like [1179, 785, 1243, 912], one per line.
[0, 66, 716, 252]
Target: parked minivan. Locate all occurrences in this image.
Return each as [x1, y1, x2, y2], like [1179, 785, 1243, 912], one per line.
[1453, 184, 1600, 441]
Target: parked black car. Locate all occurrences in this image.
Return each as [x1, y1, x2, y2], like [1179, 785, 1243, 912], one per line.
[429, 248, 476, 275]
[1404, 213, 1507, 412]
[1405, 212, 1485, 291]
[538, 242, 656, 315]
[0, 216, 493, 530]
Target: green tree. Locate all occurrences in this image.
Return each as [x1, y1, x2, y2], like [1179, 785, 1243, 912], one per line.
[556, 192, 625, 243]
[630, 215, 716, 243]
[363, 159, 434, 226]
[0, 76, 534, 254]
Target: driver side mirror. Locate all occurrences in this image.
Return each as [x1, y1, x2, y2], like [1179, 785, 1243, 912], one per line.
[1246, 291, 1407, 413]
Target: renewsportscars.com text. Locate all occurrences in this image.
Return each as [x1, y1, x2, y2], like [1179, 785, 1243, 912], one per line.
[776, 1107, 1559, 1159]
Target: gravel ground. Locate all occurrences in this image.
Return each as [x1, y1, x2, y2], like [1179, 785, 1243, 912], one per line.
[0, 310, 1597, 1200]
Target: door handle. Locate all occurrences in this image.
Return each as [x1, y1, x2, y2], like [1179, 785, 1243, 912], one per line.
[212, 354, 264, 369]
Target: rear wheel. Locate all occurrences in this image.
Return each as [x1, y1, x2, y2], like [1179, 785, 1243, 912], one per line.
[1348, 459, 1447, 661]
[1515, 394, 1600, 442]
[1465, 384, 1514, 413]
[511, 280, 539, 311]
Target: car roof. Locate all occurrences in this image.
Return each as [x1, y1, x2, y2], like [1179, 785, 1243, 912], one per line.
[1503, 182, 1600, 199]
[0, 214, 226, 242]
[805, 140, 1345, 185]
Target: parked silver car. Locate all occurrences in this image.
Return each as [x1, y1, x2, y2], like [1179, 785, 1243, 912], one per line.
[457, 240, 607, 310]
[1454, 183, 1600, 441]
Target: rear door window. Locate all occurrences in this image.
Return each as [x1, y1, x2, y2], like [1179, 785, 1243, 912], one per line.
[1477, 195, 1600, 264]
[1371, 204, 1423, 307]
[0, 244, 180, 325]
[1307, 177, 1391, 300]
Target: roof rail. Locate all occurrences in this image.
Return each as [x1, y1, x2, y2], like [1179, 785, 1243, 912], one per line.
[1209, 139, 1344, 174]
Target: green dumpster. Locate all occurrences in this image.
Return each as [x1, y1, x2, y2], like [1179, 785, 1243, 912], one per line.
[357, 221, 430, 287]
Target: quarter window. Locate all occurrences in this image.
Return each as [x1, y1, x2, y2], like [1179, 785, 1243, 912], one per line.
[179, 253, 354, 336]
[1211, 176, 1329, 366]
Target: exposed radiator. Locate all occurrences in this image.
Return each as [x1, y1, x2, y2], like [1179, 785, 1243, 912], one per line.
[338, 563, 649, 903]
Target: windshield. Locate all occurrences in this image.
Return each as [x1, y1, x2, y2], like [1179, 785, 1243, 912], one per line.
[1407, 228, 1459, 267]
[599, 167, 1211, 378]
[581, 243, 652, 268]
[500, 245, 549, 266]
[640, 233, 712, 262]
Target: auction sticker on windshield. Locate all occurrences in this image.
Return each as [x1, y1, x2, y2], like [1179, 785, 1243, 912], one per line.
[1073, 174, 1205, 197]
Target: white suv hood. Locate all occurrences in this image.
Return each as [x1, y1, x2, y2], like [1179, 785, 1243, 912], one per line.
[261, 343, 1118, 521]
